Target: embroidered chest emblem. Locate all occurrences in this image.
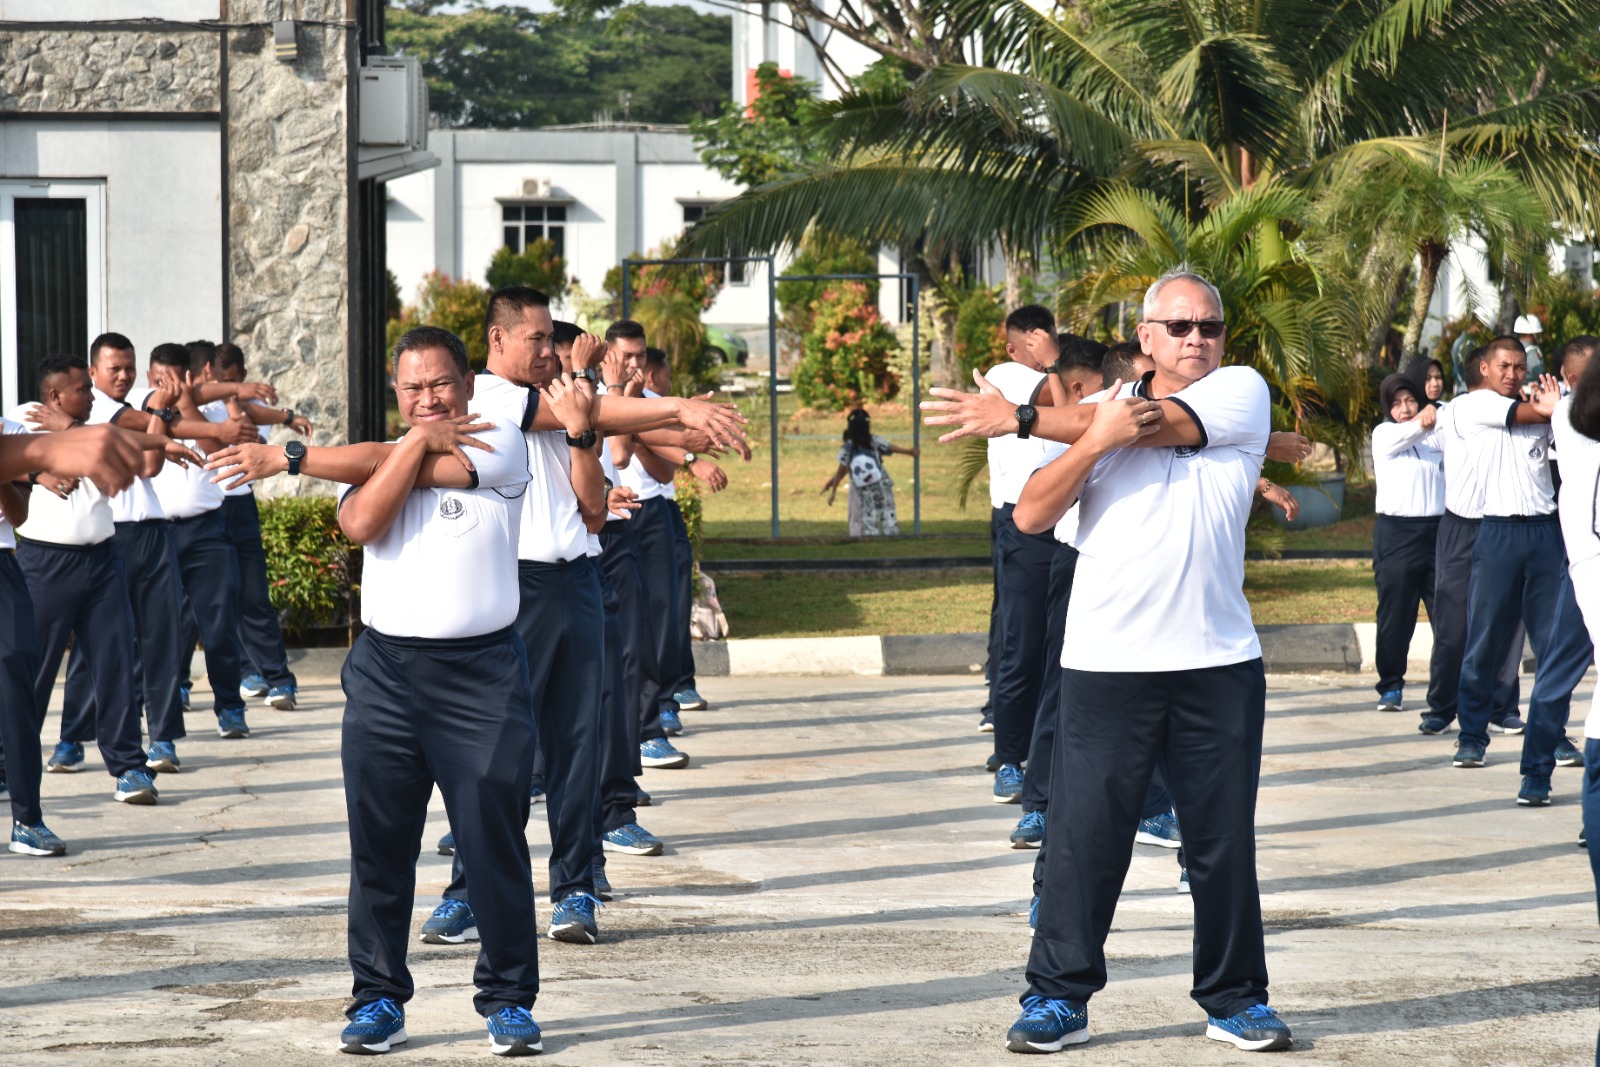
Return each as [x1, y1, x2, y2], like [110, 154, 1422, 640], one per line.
[1175, 445, 1200, 458]
[1529, 442, 1545, 460]
[439, 496, 466, 520]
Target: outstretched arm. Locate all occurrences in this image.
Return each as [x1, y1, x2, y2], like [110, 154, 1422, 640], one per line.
[204, 417, 494, 491]
[922, 369, 1198, 448]
[1012, 381, 1162, 534]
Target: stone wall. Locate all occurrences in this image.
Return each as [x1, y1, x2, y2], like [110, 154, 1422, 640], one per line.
[0, 30, 220, 112]
[224, 2, 355, 473]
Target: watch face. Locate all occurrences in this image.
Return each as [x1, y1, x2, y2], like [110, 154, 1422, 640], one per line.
[285, 441, 307, 458]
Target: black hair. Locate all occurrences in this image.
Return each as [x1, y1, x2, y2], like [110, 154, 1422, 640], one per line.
[213, 342, 246, 375]
[89, 332, 134, 362]
[1056, 332, 1107, 377]
[149, 342, 191, 370]
[551, 320, 584, 350]
[1569, 340, 1600, 440]
[38, 353, 87, 390]
[606, 319, 646, 344]
[844, 408, 873, 452]
[185, 339, 218, 375]
[485, 286, 551, 349]
[1100, 340, 1148, 390]
[1459, 346, 1486, 388]
[1482, 335, 1527, 364]
[1562, 335, 1600, 370]
[644, 346, 669, 370]
[1004, 304, 1055, 337]
[1402, 355, 1447, 405]
[393, 325, 470, 376]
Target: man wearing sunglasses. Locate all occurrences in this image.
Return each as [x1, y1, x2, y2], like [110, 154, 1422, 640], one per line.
[923, 269, 1289, 1054]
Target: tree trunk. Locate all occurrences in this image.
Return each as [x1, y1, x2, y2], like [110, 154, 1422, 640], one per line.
[1496, 276, 1519, 335]
[1403, 241, 1447, 356]
[1002, 242, 1034, 310]
[1365, 264, 1411, 367]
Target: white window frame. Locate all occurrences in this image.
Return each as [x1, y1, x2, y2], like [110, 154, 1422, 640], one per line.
[0, 180, 106, 406]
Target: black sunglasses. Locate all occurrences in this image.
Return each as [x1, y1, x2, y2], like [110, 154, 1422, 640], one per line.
[1148, 319, 1226, 339]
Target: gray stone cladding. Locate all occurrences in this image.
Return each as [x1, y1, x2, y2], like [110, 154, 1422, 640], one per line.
[0, 30, 220, 112]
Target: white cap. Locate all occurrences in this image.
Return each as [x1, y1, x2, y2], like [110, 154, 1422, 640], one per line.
[1514, 314, 1543, 335]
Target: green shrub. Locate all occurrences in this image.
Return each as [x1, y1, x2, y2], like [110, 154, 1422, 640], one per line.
[776, 234, 877, 359]
[952, 285, 1008, 383]
[674, 469, 704, 562]
[259, 497, 356, 632]
[387, 271, 490, 369]
[484, 239, 571, 300]
[792, 281, 901, 409]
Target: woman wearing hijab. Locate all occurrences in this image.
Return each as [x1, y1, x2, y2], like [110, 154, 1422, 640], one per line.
[1371, 373, 1445, 713]
[1403, 355, 1449, 406]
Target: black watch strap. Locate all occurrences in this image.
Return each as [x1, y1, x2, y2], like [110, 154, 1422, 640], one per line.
[565, 428, 596, 449]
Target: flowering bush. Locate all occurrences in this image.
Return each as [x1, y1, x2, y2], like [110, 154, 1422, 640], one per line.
[259, 497, 356, 633]
[386, 271, 490, 369]
[792, 281, 901, 409]
[953, 285, 1008, 382]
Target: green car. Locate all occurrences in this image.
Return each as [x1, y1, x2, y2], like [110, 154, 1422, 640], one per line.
[703, 325, 749, 366]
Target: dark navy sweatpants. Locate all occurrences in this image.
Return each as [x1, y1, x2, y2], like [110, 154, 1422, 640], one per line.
[0, 552, 44, 825]
[1020, 542, 1079, 813]
[1027, 660, 1269, 1018]
[599, 521, 663, 752]
[342, 625, 538, 1017]
[596, 564, 639, 841]
[1517, 560, 1590, 778]
[1426, 511, 1522, 727]
[167, 509, 247, 717]
[1458, 517, 1563, 752]
[992, 503, 1058, 767]
[220, 494, 295, 688]
[446, 557, 605, 906]
[632, 496, 682, 724]
[1372, 514, 1438, 696]
[17, 538, 143, 780]
[981, 507, 1002, 723]
[60, 519, 186, 745]
[668, 499, 698, 699]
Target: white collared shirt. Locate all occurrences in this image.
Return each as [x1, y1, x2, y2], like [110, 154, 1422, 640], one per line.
[1032, 440, 1081, 546]
[7, 405, 114, 547]
[84, 386, 165, 522]
[472, 373, 592, 564]
[1553, 396, 1600, 567]
[1062, 366, 1270, 672]
[128, 387, 225, 519]
[1372, 418, 1445, 518]
[1447, 389, 1555, 517]
[985, 362, 1050, 508]
[350, 419, 530, 639]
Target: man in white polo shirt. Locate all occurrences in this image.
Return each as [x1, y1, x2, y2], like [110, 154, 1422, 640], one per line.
[1448, 337, 1561, 772]
[0, 414, 49, 852]
[209, 325, 544, 1057]
[924, 268, 1292, 1053]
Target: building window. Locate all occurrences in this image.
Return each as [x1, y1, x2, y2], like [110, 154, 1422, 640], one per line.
[682, 203, 747, 286]
[0, 181, 105, 409]
[503, 203, 565, 259]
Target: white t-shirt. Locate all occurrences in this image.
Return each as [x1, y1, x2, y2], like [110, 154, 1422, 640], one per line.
[7, 405, 115, 547]
[616, 388, 673, 502]
[128, 387, 225, 519]
[985, 362, 1050, 509]
[1032, 439, 1081, 546]
[1437, 401, 1488, 519]
[0, 419, 27, 550]
[601, 446, 629, 523]
[1371, 418, 1445, 518]
[1553, 396, 1600, 567]
[1448, 388, 1555, 517]
[473, 373, 592, 564]
[348, 419, 530, 639]
[84, 386, 165, 522]
[199, 400, 257, 498]
[1062, 366, 1270, 672]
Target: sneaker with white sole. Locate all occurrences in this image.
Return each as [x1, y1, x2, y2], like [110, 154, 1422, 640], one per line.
[1006, 995, 1090, 1052]
[266, 683, 297, 710]
[9, 822, 67, 856]
[240, 673, 269, 698]
[486, 1005, 542, 1056]
[216, 706, 250, 739]
[992, 763, 1024, 803]
[419, 899, 478, 944]
[46, 741, 84, 773]
[1009, 810, 1045, 849]
[340, 997, 406, 1055]
[548, 892, 603, 944]
[1205, 1004, 1292, 1051]
[145, 740, 180, 774]
[1555, 737, 1584, 767]
[1488, 713, 1526, 735]
[1376, 689, 1402, 712]
[640, 737, 689, 769]
[1135, 812, 1182, 848]
[113, 768, 158, 805]
[603, 822, 664, 856]
[593, 861, 613, 901]
[673, 688, 708, 711]
[659, 706, 684, 736]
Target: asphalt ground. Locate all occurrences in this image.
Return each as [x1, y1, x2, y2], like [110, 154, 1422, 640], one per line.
[2, 671, 1597, 1065]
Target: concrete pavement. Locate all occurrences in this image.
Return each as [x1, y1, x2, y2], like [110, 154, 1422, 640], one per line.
[2, 671, 1597, 1065]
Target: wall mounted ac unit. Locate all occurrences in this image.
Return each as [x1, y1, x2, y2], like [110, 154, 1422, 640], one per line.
[359, 55, 427, 151]
[522, 178, 553, 200]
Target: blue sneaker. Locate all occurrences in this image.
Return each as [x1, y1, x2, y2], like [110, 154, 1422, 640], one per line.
[659, 706, 684, 736]
[1376, 689, 1402, 712]
[530, 780, 546, 804]
[145, 740, 180, 774]
[593, 861, 613, 901]
[603, 822, 664, 856]
[46, 741, 84, 773]
[992, 763, 1024, 804]
[640, 737, 689, 769]
[1489, 712, 1526, 735]
[1418, 715, 1451, 736]
[486, 1005, 542, 1056]
[419, 899, 478, 944]
[1135, 812, 1182, 848]
[1205, 1003, 1292, 1051]
[548, 891, 603, 945]
[979, 714, 994, 734]
[113, 768, 158, 805]
[1009, 810, 1045, 849]
[10, 822, 67, 856]
[1517, 773, 1552, 807]
[216, 706, 250, 739]
[437, 830, 454, 855]
[240, 673, 269, 698]
[180, 683, 191, 713]
[1556, 737, 1584, 767]
[635, 787, 653, 807]
[340, 997, 406, 1054]
[266, 683, 297, 710]
[0, 772, 6, 799]
[1006, 995, 1090, 1052]
[1452, 740, 1486, 768]
[674, 688, 708, 711]
[1178, 867, 1190, 894]
[1028, 895, 1038, 928]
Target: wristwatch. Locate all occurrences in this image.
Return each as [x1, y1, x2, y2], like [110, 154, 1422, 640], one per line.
[602, 476, 614, 496]
[1014, 404, 1038, 440]
[682, 451, 697, 467]
[153, 407, 179, 424]
[575, 367, 600, 386]
[283, 408, 295, 424]
[565, 428, 597, 449]
[284, 439, 307, 476]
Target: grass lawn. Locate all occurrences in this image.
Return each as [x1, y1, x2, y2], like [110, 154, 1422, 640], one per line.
[715, 559, 1377, 638]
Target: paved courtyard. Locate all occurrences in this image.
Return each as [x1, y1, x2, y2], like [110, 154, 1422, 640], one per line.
[2, 670, 1597, 1065]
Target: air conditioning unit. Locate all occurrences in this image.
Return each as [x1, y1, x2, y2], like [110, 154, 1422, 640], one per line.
[359, 55, 428, 151]
[522, 178, 553, 200]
